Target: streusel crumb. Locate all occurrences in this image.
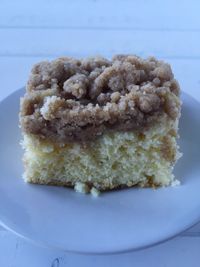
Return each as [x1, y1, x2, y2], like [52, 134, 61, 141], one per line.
[20, 55, 181, 143]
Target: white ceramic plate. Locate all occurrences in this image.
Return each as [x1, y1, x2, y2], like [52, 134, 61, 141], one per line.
[0, 88, 200, 254]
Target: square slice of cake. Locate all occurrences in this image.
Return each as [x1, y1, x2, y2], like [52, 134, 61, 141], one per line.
[19, 55, 181, 193]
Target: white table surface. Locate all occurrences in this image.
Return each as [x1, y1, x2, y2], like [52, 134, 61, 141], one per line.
[0, 0, 200, 266]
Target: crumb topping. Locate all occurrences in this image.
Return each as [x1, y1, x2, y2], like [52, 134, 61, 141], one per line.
[20, 55, 181, 142]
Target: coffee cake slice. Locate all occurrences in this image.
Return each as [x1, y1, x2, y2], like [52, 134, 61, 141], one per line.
[19, 55, 181, 193]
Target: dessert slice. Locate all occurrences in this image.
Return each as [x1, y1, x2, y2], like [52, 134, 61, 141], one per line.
[20, 55, 181, 193]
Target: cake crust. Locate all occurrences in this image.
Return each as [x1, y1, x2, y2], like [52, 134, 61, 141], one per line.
[26, 177, 155, 191]
[20, 55, 181, 143]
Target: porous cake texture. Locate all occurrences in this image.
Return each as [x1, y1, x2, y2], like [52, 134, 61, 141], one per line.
[20, 55, 181, 193]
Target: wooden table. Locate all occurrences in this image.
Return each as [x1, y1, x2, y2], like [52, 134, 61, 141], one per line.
[0, 1, 200, 266]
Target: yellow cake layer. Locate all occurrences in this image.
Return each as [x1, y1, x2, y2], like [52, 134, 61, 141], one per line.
[21, 115, 180, 191]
